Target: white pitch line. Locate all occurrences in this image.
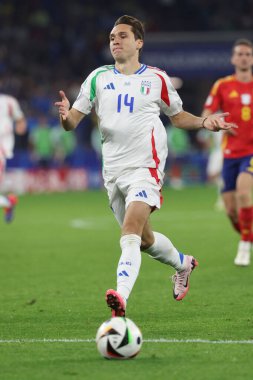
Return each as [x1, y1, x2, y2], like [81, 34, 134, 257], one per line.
[145, 339, 253, 344]
[0, 339, 94, 343]
[0, 338, 253, 345]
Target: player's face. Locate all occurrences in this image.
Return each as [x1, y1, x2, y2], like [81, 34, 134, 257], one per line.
[231, 45, 253, 71]
[109, 24, 143, 63]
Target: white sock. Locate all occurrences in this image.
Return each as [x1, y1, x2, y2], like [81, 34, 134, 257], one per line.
[117, 234, 142, 302]
[144, 231, 185, 271]
[0, 195, 10, 208]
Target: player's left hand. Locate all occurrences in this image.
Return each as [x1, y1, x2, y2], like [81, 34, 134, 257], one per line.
[202, 112, 238, 132]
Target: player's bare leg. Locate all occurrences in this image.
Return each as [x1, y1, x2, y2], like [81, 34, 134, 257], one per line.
[234, 172, 253, 266]
[222, 191, 240, 234]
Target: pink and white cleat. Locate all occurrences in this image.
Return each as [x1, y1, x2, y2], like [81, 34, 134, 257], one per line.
[172, 255, 198, 301]
[4, 194, 18, 223]
[105, 289, 126, 317]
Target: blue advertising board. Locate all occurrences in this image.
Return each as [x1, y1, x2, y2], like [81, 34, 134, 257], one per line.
[142, 35, 250, 78]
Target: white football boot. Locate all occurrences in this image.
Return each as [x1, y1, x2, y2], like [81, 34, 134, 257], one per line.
[234, 241, 251, 266]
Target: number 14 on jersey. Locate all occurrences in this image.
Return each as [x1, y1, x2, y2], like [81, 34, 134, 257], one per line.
[117, 94, 134, 113]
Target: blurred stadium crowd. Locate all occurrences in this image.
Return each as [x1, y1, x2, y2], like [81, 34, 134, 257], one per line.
[0, 0, 252, 172]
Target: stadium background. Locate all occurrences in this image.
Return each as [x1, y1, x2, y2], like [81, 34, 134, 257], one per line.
[1, 0, 253, 192]
[1, 2, 253, 379]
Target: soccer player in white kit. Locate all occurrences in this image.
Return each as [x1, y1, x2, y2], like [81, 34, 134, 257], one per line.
[55, 15, 237, 317]
[0, 93, 26, 222]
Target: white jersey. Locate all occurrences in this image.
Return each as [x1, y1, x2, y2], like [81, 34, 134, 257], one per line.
[0, 94, 24, 158]
[73, 64, 183, 176]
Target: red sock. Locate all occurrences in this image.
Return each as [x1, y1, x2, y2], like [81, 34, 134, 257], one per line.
[239, 206, 253, 242]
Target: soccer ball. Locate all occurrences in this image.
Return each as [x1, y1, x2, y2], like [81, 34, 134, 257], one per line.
[96, 317, 142, 359]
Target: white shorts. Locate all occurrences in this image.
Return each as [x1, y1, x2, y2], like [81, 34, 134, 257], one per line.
[104, 167, 164, 226]
[0, 151, 6, 184]
[206, 131, 223, 177]
[207, 149, 223, 177]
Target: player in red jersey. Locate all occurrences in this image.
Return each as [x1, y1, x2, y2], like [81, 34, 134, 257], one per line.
[202, 39, 253, 266]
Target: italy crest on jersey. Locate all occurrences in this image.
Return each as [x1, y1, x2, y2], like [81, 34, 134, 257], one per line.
[140, 80, 151, 95]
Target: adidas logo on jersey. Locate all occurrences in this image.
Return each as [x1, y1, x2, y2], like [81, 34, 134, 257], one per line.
[118, 270, 129, 277]
[135, 190, 148, 198]
[229, 90, 239, 98]
[104, 82, 115, 90]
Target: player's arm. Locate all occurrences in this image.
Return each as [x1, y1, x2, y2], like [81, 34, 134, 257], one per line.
[10, 97, 27, 134]
[15, 117, 27, 135]
[55, 90, 86, 131]
[169, 110, 237, 132]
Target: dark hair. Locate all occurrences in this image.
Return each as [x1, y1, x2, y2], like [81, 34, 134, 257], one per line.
[233, 38, 253, 53]
[114, 15, 145, 41]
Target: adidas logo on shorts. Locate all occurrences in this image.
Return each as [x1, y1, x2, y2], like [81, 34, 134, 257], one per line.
[135, 190, 147, 198]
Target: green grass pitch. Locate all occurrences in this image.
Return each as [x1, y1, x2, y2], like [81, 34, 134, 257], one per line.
[1, 186, 253, 380]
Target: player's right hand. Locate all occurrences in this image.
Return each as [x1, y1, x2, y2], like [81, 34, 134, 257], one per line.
[54, 90, 70, 121]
